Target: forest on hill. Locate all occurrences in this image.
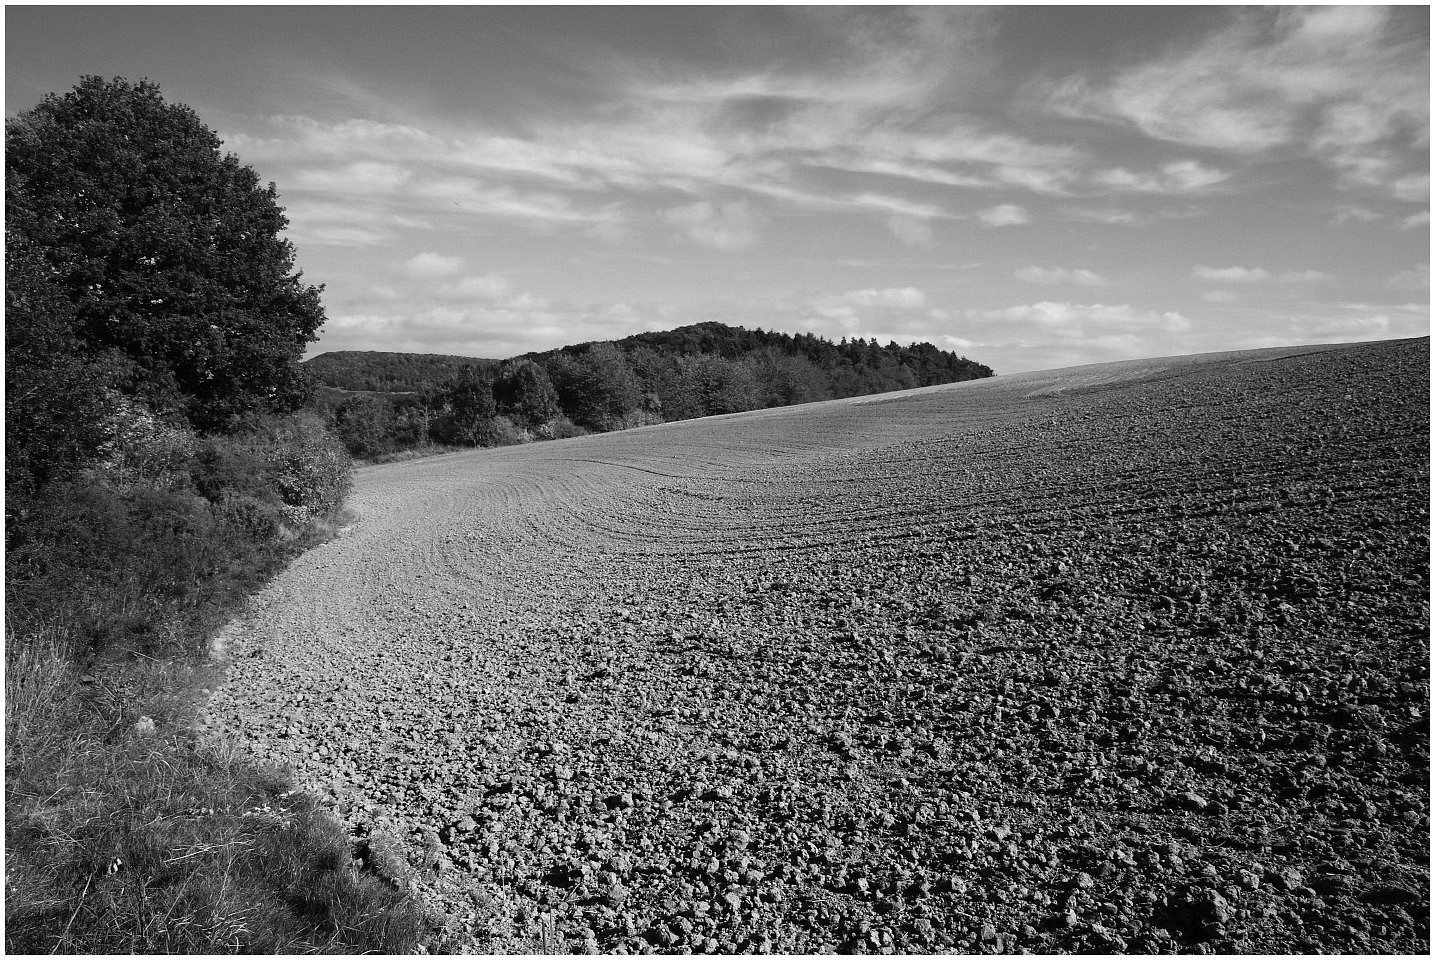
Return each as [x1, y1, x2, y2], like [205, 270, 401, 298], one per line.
[309, 322, 993, 460]
[305, 351, 497, 393]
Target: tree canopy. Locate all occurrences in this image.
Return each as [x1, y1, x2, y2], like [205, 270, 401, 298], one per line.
[6, 76, 326, 432]
[302, 322, 995, 456]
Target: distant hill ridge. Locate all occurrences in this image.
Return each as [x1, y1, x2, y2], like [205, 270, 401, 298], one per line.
[306, 322, 991, 395]
[304, 322, 993, 459]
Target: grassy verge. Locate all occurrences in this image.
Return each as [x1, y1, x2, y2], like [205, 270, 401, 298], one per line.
[4, 419, 426, 954]
[4, 644, 420, 952]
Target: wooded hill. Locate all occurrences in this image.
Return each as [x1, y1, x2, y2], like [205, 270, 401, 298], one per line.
[304, 351, 497, 393]
[306, 323, 993, 459]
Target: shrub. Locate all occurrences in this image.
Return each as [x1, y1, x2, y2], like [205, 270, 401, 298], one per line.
[263, 416, 352, 518]
[537, 416, 589, 441]
[331, 393, 398, 458]
[95, 393, 198, 492]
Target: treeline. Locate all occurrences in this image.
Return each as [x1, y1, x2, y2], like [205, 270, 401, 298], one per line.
[313, 323, 993, 459]
[6, 77, 417, 952]
[305, 350, 495, 393]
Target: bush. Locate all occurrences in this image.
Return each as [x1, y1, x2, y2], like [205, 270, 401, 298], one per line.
[537, 416, 590, 441]
[7, 414, 351, 662]
[331, 393, 398, 458]
[95, 393, 197, 492]
[2, 407, 422, 954]
[260, 415, 352, 517]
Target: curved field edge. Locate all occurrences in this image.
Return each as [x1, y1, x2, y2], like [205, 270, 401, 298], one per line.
[209, 337, 1429, 954]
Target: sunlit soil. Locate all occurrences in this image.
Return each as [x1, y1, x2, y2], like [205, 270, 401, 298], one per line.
[209, 338, 1429, 954]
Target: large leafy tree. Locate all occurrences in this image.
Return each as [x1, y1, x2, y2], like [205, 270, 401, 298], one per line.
[543, 343, 642, 432]
[6, 76, 325, 432]
[493, 358, 561, 429]
[433, 365, 500, 446]
[4, 235, 116, 502]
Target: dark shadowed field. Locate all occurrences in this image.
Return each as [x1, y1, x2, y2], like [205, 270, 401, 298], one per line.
[208, 337, 1430, 954]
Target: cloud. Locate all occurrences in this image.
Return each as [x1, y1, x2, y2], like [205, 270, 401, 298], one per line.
[970, 301, 1191, 337]
[1331, 204, 1384, 225]
[1092, 160, 1229, 194]
[977, 204, 1029, 227]
[1040, 7, 1428, 200]
[318, 291, 685, 360]
[1287, 301, 1429, 342]
[661, 199, 762, 250]
[401, 251, 464, 278]
[1061, 206, 1140, 225]
[221, 9, 1088, 255]
[810, 286, 928, 317]
[290, 161, 410, 194]
[587, 221, 633, 244]
[887, 214, 934, 247]
[1015, 265, 1111, 287]
[1201, 290, 1238, 303]
[841, 193, 950, 220]
[288, 223, 395, 248]
[433, 274, 512, 301]
[1390, 174, 1430, 204]
[1191, 265, 1331, 283]
[1400, 210, 1431, 230]
[843, 287, 927, 309]
[1387, 265, 1430, 289]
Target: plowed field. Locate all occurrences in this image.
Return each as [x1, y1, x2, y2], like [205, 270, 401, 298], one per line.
[207, 337, 1430, 954]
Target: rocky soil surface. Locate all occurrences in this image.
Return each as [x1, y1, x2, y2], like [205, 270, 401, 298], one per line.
[206, 338, 1429, 954]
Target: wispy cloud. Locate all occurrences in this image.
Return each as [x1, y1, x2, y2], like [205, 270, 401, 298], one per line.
[432, 274, 514, 302]
[661, 199, 762, 250]
[1060, 206, 1141, 225]
[1016, 265, 1112, 287]
[1040, 7, 1428, 201]
[1092, 160, 1229, 195]
[401, 251, 464, 279]
[977, 204, 1029, 227]
[218, 8, 1104, 249]
[971, 301, 1191, 336]
[1191, 265, 1332, 283]
[810, 286, 926, 317]
[887, 215, 934, 247]
[1387, 264, 1430, 289]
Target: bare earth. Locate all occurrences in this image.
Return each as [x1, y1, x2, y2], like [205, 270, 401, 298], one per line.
[207, 338, 1430, 954]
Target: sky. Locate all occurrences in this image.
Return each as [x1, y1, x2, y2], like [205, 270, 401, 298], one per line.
[6, 4, 1430, 374]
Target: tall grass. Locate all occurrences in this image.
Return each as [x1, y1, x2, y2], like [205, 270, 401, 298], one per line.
[4, 415, 424, 953]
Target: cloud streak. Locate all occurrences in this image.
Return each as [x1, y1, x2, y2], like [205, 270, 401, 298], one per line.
[1191, 265, 1331, 283]
[1016, 265, 1112, 287]
[1040, 6, 1429, 201]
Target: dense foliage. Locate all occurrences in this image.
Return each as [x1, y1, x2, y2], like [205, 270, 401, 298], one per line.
[6, 76, 352, 639]
[306, 322, 994, 459]
[6, 76, 325, 433]
[305, 350, 495, 392]
[4, 78, 415, 953]
[6, 73, 350, 645]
